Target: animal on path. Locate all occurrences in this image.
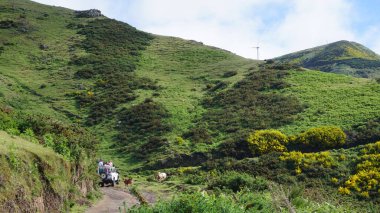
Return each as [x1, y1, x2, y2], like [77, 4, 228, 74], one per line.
[156, 172, 167, 182]
[124, 178, 133, 187]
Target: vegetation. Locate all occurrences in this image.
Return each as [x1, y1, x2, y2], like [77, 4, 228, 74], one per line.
[280, 151, 336, 175]
[0, 131, 76, 212]
[0, 106, 98, 161]
[201, 64, 305, 138]
[247, 129, 288, 155]
[276, 40, 380, 78]
[2, 0, 380, 211]
[281, 70, 380, 134]
[339, 141, 380, 198]
[72, 18, 156, 125]
[346, 118, 380, 147]
[292, 126, 346, 151]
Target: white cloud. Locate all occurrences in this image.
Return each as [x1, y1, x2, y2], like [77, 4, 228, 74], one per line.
[32, 0, 380, 58]
[124, 0, 356, 59]
[261, 0, 355, 58]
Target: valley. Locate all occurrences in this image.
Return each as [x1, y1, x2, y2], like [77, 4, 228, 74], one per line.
[0, 0, 380, 212]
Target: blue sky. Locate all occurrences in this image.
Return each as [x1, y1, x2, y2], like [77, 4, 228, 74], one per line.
[33, 0, 380, 59]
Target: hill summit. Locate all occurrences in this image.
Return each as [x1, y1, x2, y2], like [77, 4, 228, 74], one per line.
[275, 40, 380, 78]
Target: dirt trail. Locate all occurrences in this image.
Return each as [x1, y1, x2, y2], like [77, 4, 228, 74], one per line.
[86, 187, 139, 213]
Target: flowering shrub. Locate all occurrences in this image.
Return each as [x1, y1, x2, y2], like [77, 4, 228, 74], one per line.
[339, 141, 380, 198]
[247, 130, 288, 155]
[294, 126, 346, 150]
[279, 151, 335, 175]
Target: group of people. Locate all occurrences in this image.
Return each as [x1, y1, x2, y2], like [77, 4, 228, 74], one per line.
[97, 159, 114, 174]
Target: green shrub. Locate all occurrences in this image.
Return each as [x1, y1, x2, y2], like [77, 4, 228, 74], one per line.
[208, 171, 268, 192]
[117, 99, 171, 145]
[129, 192, 248, 213]
[223, 70, 237, 78]
[183, 125, 212, 144]
[247, 129, 288, 155]
[346, 118, 380, 146]
[216, 137, 252, 159]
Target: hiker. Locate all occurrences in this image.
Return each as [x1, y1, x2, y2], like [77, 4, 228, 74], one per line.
[97, 159, 104, 174]
[104, 163, 111, 174]
[98, 159, 104, 167]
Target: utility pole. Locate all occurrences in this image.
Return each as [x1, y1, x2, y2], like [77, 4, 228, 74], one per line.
[253, 46, 260, 60]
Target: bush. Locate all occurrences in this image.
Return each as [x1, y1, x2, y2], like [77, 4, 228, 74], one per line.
[117, 99, 171, 144]
[280, 151, 336, 175]
[346, 118, 380, 147]
[129, 192, 249, 213]
[247, 130, 288, 155]
[208, 171, 268, 192]
[223, 70, 238, 78]
[208, 81, 228, 92]
[0, 20, 17, 29]
[294, 126, 346, 150]
[201, 66, 305, 137]
[339, 141, 380, 198]
[216, 137, 253, 159]
[183, 125, 212, 144]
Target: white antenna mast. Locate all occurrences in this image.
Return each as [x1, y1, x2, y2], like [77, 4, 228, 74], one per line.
[252, 46, 260, 60]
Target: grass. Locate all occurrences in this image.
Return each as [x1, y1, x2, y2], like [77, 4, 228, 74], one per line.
[276, 40, 380, 78]
[91, 36, 258, 171]
[0, 130, 73, 211]
[0, 0, 86, 120]
[0, 130, 59, 159]
[280, 70, 380, 134]
[2, 1, 380, 211]
[136, 36, 256, 141]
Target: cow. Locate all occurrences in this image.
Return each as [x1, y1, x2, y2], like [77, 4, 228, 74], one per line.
[124, 178, 133, 187]
[156, 172, 167, 182]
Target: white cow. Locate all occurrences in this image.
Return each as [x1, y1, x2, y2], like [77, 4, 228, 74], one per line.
[156, 172, 167, 182]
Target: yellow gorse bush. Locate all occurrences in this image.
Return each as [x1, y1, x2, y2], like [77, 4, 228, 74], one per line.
[339, 141, 380, 198]
[295, 126, 346, 149]
[279, 151, 335, 174]
[247, 129, 288, 155]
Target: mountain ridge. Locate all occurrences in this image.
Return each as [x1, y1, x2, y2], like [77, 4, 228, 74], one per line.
[275, 40, 380, 78]
[1, 0, 380, 211]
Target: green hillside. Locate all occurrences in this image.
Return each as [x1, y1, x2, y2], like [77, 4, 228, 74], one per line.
[281, 69, 380, 134]
[275, 40, 380, 78]
[1, 0, 380, 211]
[0, 130, 88, 212]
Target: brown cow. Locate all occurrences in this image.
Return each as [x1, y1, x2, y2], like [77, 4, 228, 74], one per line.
[124, 178, 133, 187]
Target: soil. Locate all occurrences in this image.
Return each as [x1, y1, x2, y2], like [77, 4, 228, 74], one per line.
[86, 187, 139, 213]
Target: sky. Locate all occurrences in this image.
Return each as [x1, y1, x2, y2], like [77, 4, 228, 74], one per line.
[33, 0, 380, 59]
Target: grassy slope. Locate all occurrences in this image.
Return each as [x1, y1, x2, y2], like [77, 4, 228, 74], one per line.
[0, 0, 380, 210]
[0, 130, 72, 211]
[136, 36, 255, 141]
[281, 69, 380, 134]
[0, 0, 258, 172]
[0, 0, 85, 120]
[1, 0, 379, 176]
[99, 36, 257, 170]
